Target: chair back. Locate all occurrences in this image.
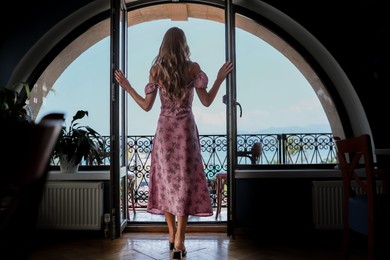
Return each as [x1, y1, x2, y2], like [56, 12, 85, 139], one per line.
[335, 134, 390, 259]
[0, 113, 64, 258]
[335, 134, 376, 200]
[251, 142, 262, 164]
[237, 142, 262, 164]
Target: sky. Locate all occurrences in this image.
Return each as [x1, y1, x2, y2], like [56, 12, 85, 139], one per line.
[37, 19, 331, 136]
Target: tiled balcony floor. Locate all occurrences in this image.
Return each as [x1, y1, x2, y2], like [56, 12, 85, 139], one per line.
[128, 207, 227, 223]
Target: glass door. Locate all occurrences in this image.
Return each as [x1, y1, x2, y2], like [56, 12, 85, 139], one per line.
[224, 0, 238, 237]
[109, 0, 128, 239]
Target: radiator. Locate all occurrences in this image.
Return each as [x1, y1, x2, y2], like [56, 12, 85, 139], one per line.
[37, 181, 104, 230]
[312, 180, 382, 230]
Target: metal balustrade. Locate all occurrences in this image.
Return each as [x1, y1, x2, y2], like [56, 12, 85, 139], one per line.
[52, 133, 337, 208]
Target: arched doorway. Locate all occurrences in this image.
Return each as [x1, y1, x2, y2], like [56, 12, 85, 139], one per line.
[30, 3, 344, 138]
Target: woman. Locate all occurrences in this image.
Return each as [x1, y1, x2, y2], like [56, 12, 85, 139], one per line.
[114, 26, 233, 259]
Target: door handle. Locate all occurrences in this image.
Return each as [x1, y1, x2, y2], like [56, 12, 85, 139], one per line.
[222, 95, 242, 117]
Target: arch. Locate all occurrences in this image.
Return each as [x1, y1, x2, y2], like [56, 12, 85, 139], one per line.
[24, 0, 370, 145]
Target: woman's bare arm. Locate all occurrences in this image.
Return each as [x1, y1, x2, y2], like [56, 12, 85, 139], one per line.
[196, 61, 233, 107]
[114, 70, 157, 111]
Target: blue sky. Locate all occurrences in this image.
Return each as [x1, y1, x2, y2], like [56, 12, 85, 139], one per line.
[37, 19, 330, 136]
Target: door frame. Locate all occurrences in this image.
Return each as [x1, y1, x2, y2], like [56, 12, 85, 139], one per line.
[109, 0, 128, 239]
[110, 0, 239, 238]
[224, 0, 238, 237]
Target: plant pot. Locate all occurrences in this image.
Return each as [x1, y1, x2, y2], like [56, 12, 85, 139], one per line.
[59, 154, 80, 173]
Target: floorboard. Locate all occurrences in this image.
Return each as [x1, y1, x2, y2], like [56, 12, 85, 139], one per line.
[28, 228, 371, 260]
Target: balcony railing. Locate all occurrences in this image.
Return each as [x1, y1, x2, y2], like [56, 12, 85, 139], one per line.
[54, 133, 337, 208]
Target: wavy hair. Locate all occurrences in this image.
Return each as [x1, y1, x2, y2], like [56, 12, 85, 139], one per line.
[150, 27, 192, 102]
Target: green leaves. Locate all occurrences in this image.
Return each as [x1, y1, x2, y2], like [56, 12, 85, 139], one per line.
[53, 110, 103, 166]
[0, 83, 31, 122]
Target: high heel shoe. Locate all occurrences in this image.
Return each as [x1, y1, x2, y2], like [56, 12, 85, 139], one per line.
[172, 248, 187, 259]
[169, 242, 174, 251]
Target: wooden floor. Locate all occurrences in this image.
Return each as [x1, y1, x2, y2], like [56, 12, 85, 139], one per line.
[24, 207, 378, 260]
[22, 208, 382, 260]
[27, 227, 372, 260]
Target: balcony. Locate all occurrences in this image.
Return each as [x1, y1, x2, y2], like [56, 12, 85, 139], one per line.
[55, 133, 336, 215]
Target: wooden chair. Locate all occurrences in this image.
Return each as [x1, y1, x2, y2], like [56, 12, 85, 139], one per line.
[215, 142, 262, 219]
[0, 113, 64, 258]
[236, 142, 262, 165]
[335, 134, 390, 260]
[127, 172, 136, 218]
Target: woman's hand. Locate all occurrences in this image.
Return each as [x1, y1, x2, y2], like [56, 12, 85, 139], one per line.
[114, 69, 157, 111]
[196, 61, 234, 107]
[114, 69, 130, 91]
[216, 61, 233, 82]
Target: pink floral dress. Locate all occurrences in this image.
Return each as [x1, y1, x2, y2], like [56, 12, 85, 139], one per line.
[146, 71, 213, 217]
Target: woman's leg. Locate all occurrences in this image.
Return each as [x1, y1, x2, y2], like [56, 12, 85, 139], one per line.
[164, 211, 176, 245]
[175, 215, 188, 251]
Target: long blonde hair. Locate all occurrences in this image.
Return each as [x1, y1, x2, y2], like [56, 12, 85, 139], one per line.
[150, 27, 192, 102]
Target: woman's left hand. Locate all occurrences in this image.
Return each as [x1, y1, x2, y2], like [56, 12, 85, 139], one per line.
[217, 61, 233, 81]
[114, 70, 129, 88]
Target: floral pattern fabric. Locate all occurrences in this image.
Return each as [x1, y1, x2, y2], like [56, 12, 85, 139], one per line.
[146, 71, 213, 217]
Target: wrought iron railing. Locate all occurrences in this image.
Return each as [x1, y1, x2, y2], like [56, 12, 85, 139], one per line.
[56, 133, 337, 208]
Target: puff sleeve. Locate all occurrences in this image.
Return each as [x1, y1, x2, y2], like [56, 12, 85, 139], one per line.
[193, 71, 208, 89]
[145, 83, 158, 94]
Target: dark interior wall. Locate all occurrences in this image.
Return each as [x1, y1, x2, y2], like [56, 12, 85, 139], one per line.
[235, 178, 314, 236]
[0, 0, 96, 88]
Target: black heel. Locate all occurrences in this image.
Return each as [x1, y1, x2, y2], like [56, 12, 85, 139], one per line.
[172, 248, 187, 259]
[169, 242, 174, 251]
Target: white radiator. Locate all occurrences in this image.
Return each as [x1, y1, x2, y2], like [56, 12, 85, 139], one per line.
[312, 180, 382, 230]
[37, 181, 104, 230]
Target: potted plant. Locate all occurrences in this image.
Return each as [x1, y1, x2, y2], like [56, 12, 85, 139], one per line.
[0, 83, 32, 123]
[52, 110, 103, 172]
